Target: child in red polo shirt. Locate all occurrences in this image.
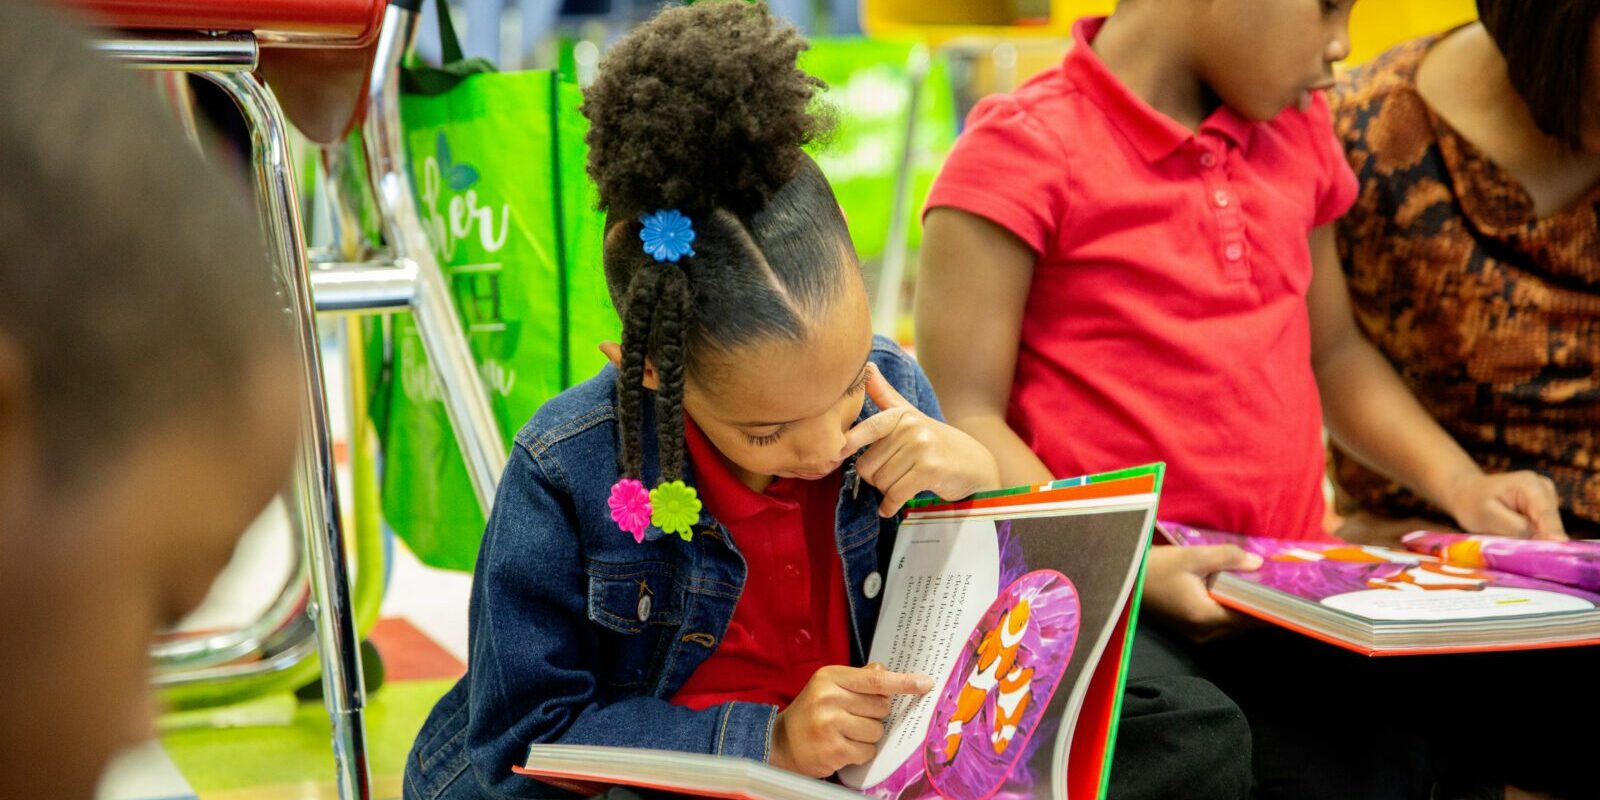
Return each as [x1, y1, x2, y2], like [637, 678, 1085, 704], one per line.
[915, 2, 1569, 798]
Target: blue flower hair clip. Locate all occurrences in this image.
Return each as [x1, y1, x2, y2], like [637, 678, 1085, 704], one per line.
[640, 209, 696, 263]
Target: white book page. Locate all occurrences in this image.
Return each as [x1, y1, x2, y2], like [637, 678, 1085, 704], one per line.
[524, 744, 863, 800]
[837, 517, 1000, 789]
[1321, 586, 1594, 621]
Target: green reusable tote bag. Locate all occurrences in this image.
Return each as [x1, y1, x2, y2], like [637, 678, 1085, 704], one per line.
[368, 0, 616, 571]
[801, 38, 957, 261]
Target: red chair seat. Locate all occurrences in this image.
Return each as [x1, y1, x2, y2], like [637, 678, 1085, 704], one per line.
[62, 0, 385, 45]
[62, 0, 390, 144]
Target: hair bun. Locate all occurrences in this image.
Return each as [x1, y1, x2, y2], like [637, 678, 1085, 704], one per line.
[580, 1, 830, 219]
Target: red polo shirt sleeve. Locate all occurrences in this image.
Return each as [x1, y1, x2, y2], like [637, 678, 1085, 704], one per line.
[925, 95, 1071, 254]
[1307, 91, 1359, 227]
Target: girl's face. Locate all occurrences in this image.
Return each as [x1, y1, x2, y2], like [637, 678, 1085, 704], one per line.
[1196, 0, 1356, 121]
[683, 268, 874, 489]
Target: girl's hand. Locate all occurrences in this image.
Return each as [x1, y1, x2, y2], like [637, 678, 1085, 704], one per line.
[769, 665, 932, 778]
[841, 363, 1002, 517]
[1142, 545, 1264, 643]
[1440, 468, 1567, 541]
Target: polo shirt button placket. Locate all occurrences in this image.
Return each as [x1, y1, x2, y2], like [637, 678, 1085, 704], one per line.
[1203, 163, 1248, 278]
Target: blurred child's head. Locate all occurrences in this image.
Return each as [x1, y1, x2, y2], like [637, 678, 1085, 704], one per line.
[1476, 0, 1600, 152]
[0, 5, 299, 796]
[582, 1, 872, 487]
[1177, 0, 1356, 121]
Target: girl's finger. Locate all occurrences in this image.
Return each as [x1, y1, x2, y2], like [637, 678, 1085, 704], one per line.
[839, 406, 911, 459]
[854, 429, 909, 484]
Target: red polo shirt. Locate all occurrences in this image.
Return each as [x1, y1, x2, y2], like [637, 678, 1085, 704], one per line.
[926, 16, 1358, 540]
[669, 419, 853, 711]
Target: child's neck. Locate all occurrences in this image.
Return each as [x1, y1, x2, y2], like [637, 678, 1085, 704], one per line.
[1092, 8, 1217, 131]
[732, 463, 776, 495]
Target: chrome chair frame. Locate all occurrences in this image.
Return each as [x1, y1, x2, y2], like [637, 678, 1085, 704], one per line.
[94, 4, 505, 797]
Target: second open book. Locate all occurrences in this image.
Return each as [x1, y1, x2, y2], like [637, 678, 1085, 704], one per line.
[1163, 523, 1600, 656]
[517, 464, 1165, 800]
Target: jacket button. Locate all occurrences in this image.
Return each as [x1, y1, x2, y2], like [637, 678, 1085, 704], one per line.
[636, 594, 652, 622]
[863, 571, 883, 599]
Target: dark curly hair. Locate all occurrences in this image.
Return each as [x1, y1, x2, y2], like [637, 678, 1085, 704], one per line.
[581, 0, 855, 486]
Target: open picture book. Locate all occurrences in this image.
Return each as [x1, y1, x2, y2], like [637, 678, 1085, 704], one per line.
[515, 464, 1165, 799]
[1161, 523, 1600, 656]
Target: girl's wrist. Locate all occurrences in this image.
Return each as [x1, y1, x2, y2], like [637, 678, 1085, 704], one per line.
[1428, 460, 1486, 520]
[768, 712, 793, 771]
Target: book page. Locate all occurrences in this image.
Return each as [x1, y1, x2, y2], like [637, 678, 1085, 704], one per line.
[876, 574, 975, 748]
[1320, 586, 1594, 621]
[521, 744, 864, 800]
[837, 517, 1000, 790]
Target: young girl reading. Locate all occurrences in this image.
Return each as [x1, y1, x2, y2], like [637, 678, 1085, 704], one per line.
[404, 3, 1006, 797]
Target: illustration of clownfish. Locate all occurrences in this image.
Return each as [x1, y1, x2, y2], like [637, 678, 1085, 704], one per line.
[1272, 545, 1409, 564]
[1365, 562, 1494, 592]
[939, 590, 1037, 763]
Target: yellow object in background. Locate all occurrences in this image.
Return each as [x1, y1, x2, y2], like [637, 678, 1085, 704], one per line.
[1347, 0, 1477, 64]
[862, 0, 1112, 45]
[863, 0, 1478, 66]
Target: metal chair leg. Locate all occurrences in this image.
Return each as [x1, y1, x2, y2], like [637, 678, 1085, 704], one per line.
[362, 3, 508, 512]
[872, 45, 930, 339]
[200, 68, 373, 800]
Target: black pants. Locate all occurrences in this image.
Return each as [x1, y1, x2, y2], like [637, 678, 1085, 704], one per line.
[1130, 622, 1600, 800]
[1128, 623, 1430, 800]
[1107, 670, 1253, 800]
[1407, 645, 1600, 800]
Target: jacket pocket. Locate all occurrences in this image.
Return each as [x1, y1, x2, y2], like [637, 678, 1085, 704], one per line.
[585, 559, 682, 689]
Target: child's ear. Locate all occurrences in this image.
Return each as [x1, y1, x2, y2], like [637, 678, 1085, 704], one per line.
[597, 342, 661, 391]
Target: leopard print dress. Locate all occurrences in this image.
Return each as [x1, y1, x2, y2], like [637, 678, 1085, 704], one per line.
[1330, 36, 1600, 537]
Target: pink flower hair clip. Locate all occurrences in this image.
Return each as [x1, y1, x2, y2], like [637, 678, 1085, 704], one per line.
[608, 479, 652, 543]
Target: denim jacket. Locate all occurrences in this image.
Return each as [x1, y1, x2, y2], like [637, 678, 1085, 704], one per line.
[404, 336, 944, 800]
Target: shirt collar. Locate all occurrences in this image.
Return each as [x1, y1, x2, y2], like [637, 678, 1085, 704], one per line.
[683, 415, 798, 522]
[1063, 16, 1256, 162]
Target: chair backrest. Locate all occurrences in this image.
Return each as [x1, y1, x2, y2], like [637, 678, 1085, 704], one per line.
[61, 1, 386, 44]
